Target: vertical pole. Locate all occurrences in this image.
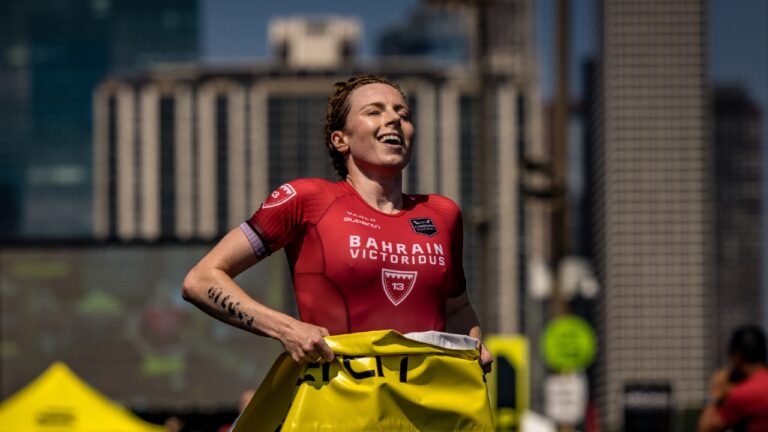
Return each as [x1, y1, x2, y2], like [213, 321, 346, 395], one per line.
[551, 0, 570, 319]
[553, 2, 573, 432]
[474, 0, 495, 334]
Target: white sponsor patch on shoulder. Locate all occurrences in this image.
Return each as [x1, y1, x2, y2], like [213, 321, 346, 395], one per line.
[262, 184, 297, 208]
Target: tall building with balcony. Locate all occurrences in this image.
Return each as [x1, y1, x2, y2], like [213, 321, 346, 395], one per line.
[585, 0, 712, 427]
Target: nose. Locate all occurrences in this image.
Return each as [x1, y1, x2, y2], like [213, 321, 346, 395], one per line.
[383, 107, 402, 126]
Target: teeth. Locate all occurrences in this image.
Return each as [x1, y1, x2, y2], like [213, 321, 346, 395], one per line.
[379, 134, 401, 144]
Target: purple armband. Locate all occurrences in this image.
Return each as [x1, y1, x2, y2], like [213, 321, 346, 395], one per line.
[239, 222, 267, 258]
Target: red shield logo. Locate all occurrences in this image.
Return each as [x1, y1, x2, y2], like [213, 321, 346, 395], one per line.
[262, 184, 296, 208]
[381, 268, 418, 306]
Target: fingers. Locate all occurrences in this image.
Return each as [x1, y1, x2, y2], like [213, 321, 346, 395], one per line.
[301, 351, 324, 364]
[302, 336, 334, 363]
[284, 323, 334, 363]
[316, 338, 335, 362]
[302, 327, 333, 362]
[480, 357, 493, 373]
[479, 343, 494, 374]
[291, 348, 324, 364]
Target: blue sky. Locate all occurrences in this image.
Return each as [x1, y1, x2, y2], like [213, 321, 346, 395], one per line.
[201, 0, 421, 61]
[202, 0, 766, 106]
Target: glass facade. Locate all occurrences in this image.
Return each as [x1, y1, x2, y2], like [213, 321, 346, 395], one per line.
[0, 0, 198, 239]
[713, 86, 763, 364]
[377, 7, 469, 65]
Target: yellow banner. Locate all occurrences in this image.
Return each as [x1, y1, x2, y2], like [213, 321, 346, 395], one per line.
[232, 330, 494, 431]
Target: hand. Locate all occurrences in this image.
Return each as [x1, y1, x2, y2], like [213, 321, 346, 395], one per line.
[709, 368, 731, 400]
[278, 319, 335, 364]
[478, 342, 494, 373]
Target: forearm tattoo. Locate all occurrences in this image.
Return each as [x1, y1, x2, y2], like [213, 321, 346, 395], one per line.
[207, 286, 255, 327]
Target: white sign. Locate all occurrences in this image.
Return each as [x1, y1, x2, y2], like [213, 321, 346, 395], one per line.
[544, 373, 587, 425]
[559, 256, 599, 300]
[528, 259, 553, 299]
[521, 410, 556, 432]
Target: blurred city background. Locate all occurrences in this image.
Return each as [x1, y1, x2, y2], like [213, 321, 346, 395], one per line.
[0, 0, 766, 431]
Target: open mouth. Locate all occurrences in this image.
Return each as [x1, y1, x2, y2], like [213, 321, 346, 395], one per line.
[377, 133, 403, 145]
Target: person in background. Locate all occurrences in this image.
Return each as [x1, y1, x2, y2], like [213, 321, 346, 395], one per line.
[697, 325, 768, 432]
[217, 388, 255, 432]
[182, 74, 492, 369]
[163, 416, 184, 432]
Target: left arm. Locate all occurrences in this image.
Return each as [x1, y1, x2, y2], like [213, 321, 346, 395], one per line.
[446, 291, 493, 372]
[696, 368, 731, 432]
[442, 199, 492, 371]
[697, 402, 725, 432]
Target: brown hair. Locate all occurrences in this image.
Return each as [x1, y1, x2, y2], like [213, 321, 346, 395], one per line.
[324, 74, 408, 178]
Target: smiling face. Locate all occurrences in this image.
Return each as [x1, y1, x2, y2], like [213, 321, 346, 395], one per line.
[331, 83, 414, 178]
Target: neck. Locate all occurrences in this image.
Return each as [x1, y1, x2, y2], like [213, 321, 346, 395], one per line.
[345, 169, 403, 214]
[742, 363, 768, 376]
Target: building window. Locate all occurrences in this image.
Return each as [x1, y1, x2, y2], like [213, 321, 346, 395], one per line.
[159, 95, 175, 237]
[215, 94, 229, 235]
[107, 94, 118, 237]
[267, 95, 331, 189]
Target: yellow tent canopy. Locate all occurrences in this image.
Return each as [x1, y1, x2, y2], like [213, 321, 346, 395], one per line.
[0, 361, 163, 432]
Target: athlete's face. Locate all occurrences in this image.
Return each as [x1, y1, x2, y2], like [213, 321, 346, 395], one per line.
[331, 83, 414, 176]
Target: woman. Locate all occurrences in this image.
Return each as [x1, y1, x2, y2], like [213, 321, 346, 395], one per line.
[182, 74, 492, 371]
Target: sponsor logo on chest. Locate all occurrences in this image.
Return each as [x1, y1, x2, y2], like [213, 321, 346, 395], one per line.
[409, 217, 438, 237]
[348, 235, 446, 266]
[342, 211, 382, 230]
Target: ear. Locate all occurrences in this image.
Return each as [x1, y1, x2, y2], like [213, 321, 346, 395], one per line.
[331, 130, 349, 153]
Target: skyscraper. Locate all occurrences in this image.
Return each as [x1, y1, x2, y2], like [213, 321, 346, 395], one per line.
[713, 85, 763, 364]
[377, 6, 470, 65]
[586, 0, 712, 428]
[0, 0, 198, 239]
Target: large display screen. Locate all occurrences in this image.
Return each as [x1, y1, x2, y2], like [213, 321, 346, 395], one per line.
[0, 244, 288, 411]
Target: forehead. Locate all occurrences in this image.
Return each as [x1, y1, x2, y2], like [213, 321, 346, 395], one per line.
[347, 83, 407, 108]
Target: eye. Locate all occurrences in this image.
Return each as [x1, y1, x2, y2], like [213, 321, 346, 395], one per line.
[365, 109, 381, 116]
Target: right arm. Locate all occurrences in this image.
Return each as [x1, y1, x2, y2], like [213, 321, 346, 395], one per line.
[181, 227, 334, 363]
